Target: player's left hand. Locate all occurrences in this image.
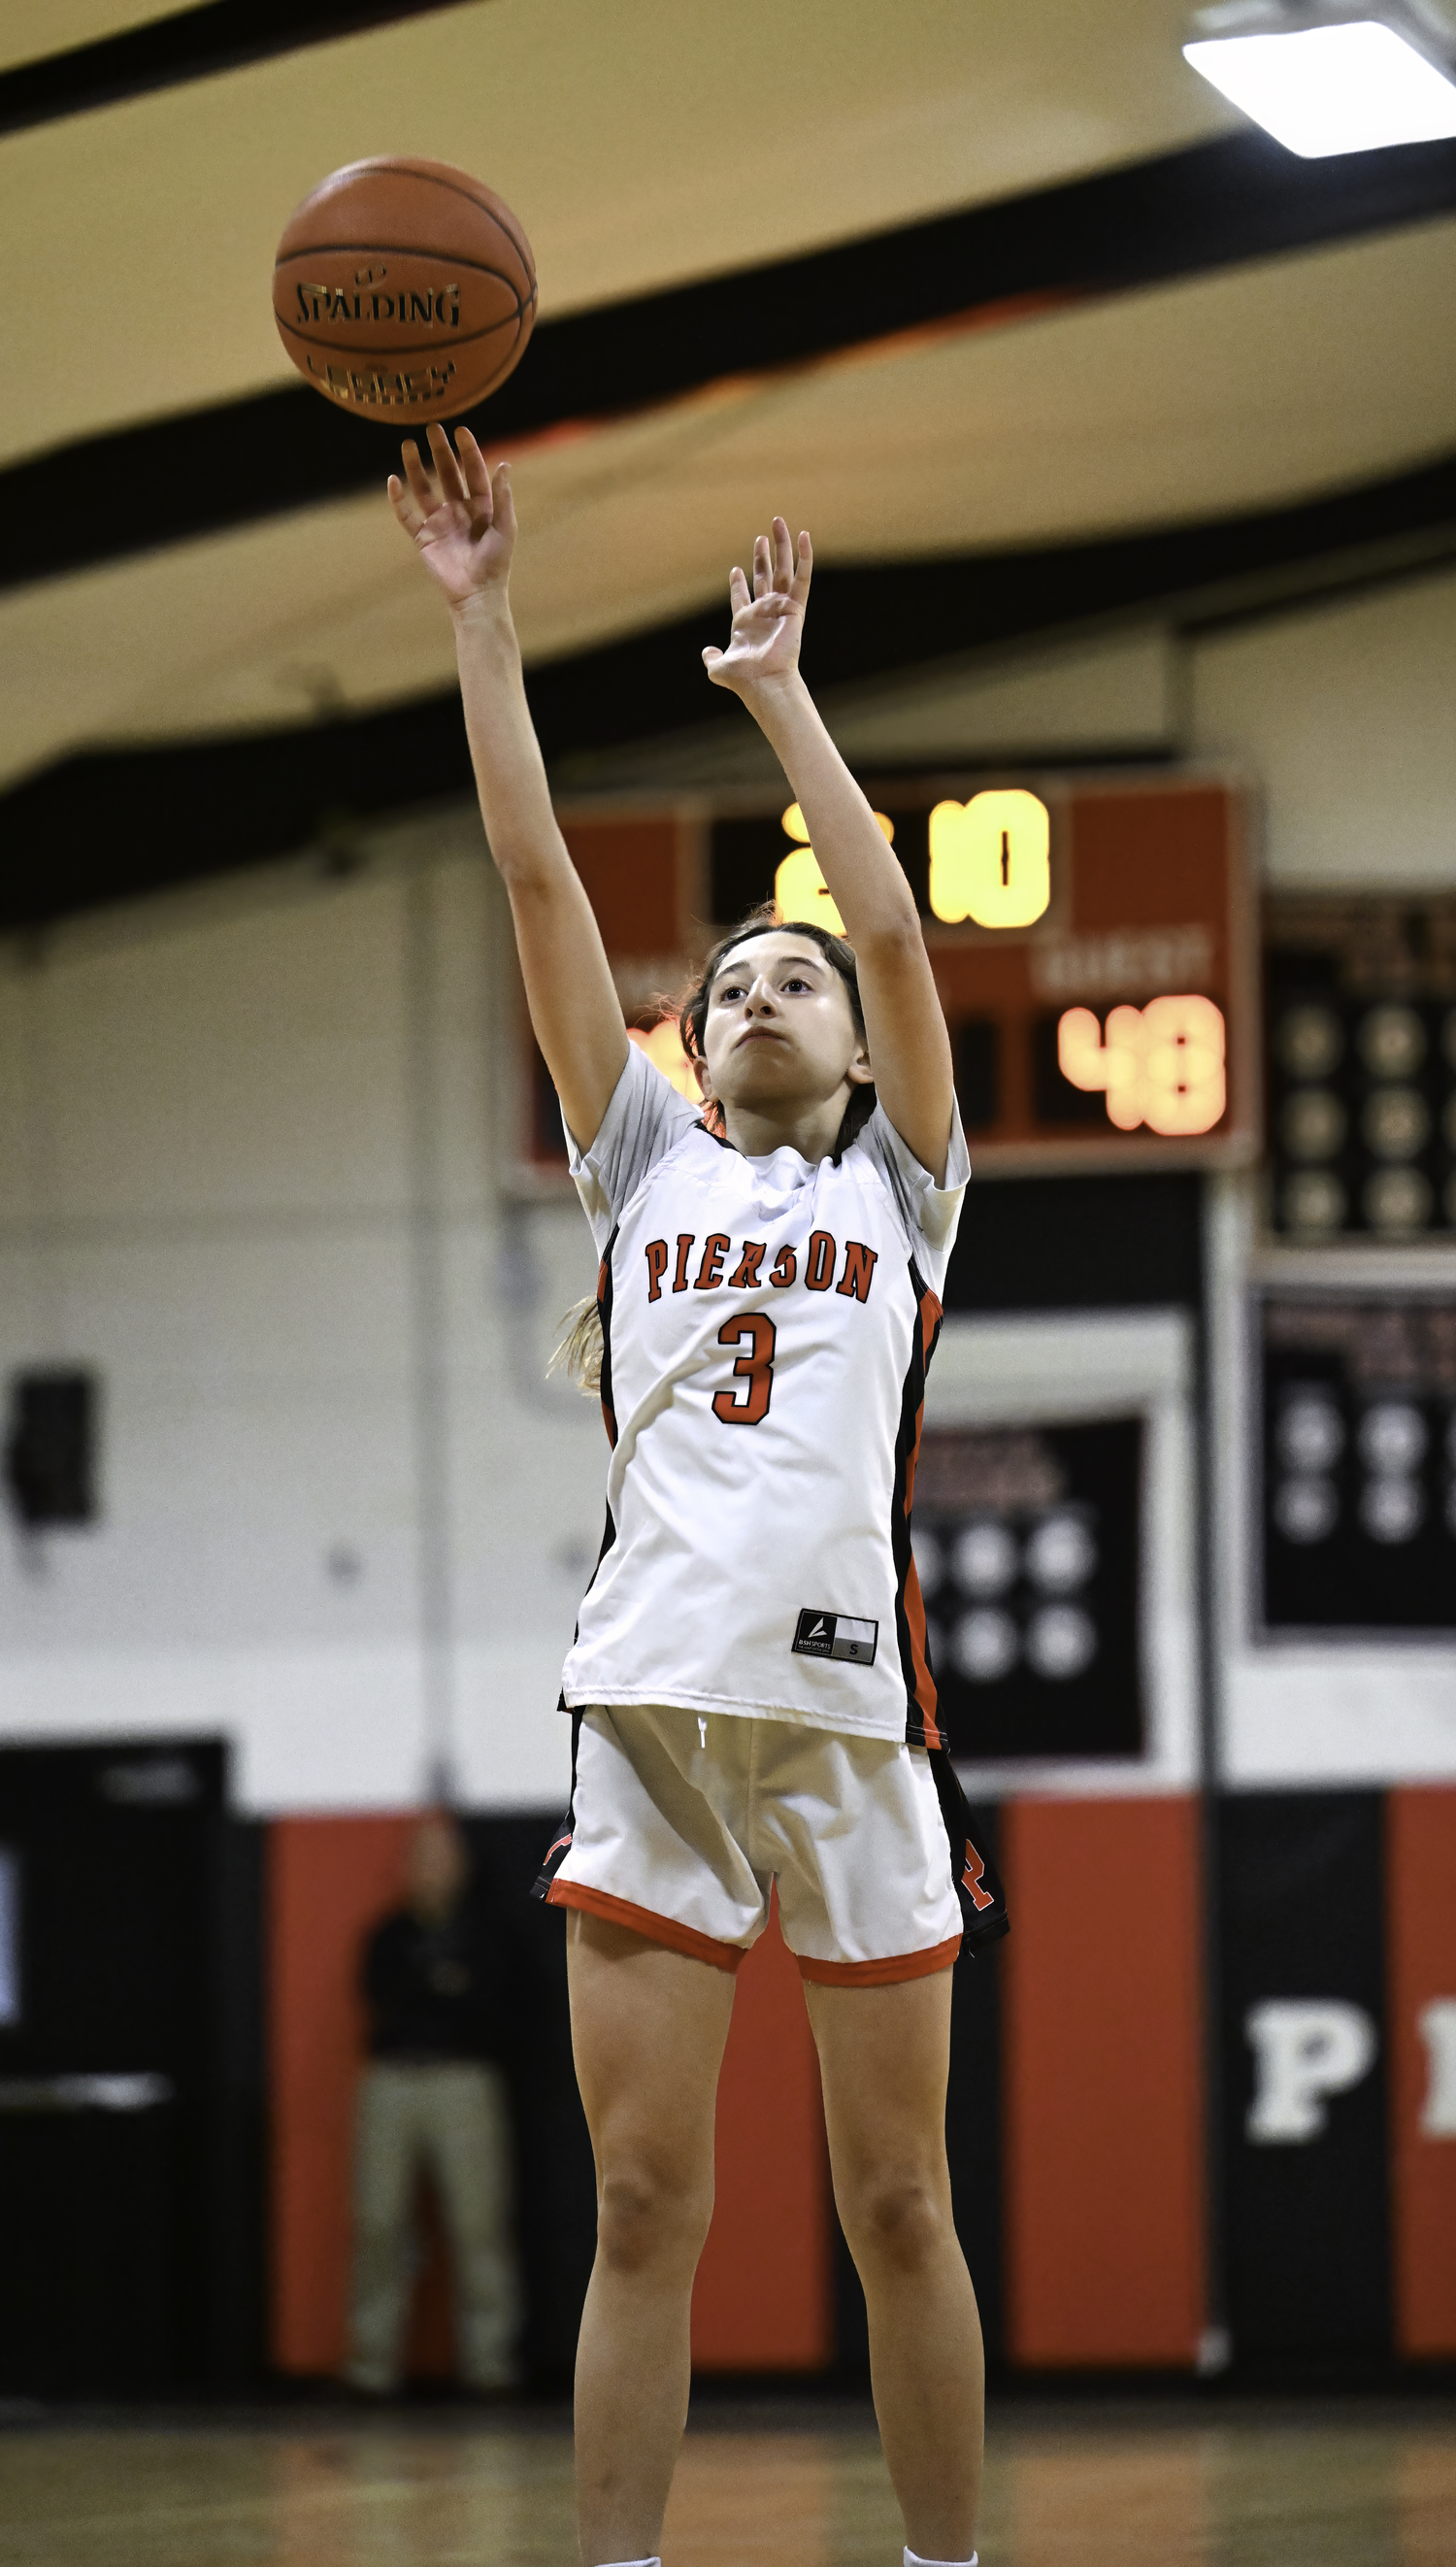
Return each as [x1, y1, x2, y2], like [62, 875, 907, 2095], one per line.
[702, 517, 811, 693]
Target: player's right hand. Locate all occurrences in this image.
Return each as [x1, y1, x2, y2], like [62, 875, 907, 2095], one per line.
[388, 421, 516, 611]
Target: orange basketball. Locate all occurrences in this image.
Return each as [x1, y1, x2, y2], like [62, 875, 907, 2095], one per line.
[273, 156, 537, 420]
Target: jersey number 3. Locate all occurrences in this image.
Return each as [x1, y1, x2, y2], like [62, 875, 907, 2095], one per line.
[711, 1313, 777, 1425]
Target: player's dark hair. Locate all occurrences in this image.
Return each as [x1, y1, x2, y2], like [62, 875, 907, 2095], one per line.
[678, 905, 877, 1155]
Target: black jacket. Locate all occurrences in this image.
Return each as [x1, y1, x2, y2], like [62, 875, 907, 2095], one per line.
[361, 1904, 508, 2063]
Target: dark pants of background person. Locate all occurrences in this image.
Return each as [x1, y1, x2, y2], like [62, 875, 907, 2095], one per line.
[346, 2057, 518, 2393]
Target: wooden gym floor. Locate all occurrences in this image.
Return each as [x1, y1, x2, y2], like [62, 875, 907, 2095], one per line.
[1, 2399, 1454, 2566]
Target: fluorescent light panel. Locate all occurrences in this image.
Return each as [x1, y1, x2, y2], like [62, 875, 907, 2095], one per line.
[1184, 17, 1456, 154]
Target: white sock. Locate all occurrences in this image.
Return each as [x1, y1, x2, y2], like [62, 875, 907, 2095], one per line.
[595, 2558, 660, 2567]
[906, 2549, 976, 2567]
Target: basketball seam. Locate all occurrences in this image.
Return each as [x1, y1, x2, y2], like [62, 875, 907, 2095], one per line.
[276, 313, 525, 361]
[280, 169, 534, 281]
[362, 163, 537, 272]
[274, 245, 530, 295]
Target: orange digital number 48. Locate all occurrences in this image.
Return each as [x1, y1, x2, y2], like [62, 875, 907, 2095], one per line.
[1058, 993, 1227, 1137]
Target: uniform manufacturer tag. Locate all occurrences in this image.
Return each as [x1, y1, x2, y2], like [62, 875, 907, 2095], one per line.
[792, 1609, 878, 1666]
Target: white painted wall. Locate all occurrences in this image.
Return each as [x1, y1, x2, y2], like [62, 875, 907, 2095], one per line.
[1189, 563, 1456, 891]
[0, 819, 593, 1816]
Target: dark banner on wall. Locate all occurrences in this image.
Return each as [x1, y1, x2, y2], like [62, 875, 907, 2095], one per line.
[1219, 1791, 1390, 2361]
[1264, 895, 1456, 1245]
[1258, 1289, 1456, 1636]
[915, 1419, 1143, 1762]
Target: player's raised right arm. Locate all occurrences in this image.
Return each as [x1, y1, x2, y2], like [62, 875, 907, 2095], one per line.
[389, 423, 627, 1149]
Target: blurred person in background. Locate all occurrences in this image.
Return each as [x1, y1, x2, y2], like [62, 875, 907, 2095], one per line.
[344, 1808, 519, 2397]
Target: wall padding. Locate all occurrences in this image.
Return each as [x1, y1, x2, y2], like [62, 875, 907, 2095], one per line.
[1387, 1787, 1456, 2358]
[1002, 1795, 1207, 2366]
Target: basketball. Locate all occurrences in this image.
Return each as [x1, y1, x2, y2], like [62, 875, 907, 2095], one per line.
[273, 156, 537, 420]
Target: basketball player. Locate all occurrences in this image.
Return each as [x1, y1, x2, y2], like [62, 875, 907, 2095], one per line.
[389, 422, 1006, 2567]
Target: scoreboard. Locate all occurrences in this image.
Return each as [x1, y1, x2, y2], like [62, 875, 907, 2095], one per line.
[517, 770, 1258, 1179]
[708, 771, 1256, 1170]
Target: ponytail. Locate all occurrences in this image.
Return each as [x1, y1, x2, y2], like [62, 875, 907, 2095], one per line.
[548, 1294, 604, 1397]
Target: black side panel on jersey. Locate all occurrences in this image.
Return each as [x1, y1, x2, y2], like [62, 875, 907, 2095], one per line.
[596, 1223, 619, 1450]
[943, 1794, 1006, 2363]
[891, 1257, 943, 1749]
[930, 1746, 1009, 1953]
[532, 1712, 584, 1904]
[584, 1224, 620, 1614]
[553, 1224, 619, 1730]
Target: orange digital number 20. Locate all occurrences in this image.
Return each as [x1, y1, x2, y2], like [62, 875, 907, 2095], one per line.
[711, 1313, 777, 1424]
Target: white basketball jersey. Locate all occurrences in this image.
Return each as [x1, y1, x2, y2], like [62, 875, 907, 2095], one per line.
[558, 1043, 970, 1746]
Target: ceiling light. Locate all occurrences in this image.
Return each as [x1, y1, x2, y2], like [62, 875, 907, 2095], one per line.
[1184, 3, 1456, 155]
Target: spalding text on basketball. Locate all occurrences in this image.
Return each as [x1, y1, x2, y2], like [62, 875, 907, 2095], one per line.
[294, 282, 461, 328]
[307, 357, 460, 408]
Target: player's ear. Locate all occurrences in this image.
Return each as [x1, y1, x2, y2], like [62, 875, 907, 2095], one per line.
[845, 1042, 874, 1088]
[692, 1053, 714, 1101]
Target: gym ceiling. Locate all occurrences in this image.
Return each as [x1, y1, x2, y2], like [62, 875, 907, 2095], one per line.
[3, 0, 1454, 925]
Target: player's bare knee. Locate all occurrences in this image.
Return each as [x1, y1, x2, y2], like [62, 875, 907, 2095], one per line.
[596, 2159, 714, 2275]
[840, 2168, 945, 2274]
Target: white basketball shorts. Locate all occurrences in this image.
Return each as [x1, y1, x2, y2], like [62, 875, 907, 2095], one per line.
[546, 1705, 963, 1984]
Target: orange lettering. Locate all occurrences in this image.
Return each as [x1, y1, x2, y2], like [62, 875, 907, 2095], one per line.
[711, 1314, 777, 1424]
[805, 1230, 835, 1291]
[836, 1239, 877, 1303]
[694, 1233, 730, 1289]
[727, 1241, 767, 1289]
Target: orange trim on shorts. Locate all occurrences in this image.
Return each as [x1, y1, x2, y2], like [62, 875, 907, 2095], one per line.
[546, 1879, 746, 1972]
[795, 1933, 961, 1987]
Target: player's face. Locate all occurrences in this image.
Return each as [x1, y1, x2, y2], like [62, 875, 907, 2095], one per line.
[697, 932, 873, 1121]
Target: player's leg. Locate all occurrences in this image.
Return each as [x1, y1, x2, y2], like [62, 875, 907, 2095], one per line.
[568, 1908, 737, 2567]
[805, 1967, 982, 2561]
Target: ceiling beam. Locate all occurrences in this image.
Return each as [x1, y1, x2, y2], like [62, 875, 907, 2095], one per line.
[0, 0, 478, 137]
[6, 129, 1455, 595]
[4, 444, 1453, 935]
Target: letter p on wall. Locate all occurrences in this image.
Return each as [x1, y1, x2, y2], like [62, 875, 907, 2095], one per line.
[1418, 1998, 1456, 2137]
[1245, 1999, 1378, 2143]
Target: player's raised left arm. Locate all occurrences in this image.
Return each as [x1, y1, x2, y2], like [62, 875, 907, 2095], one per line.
[702, 518, 954, 1182]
